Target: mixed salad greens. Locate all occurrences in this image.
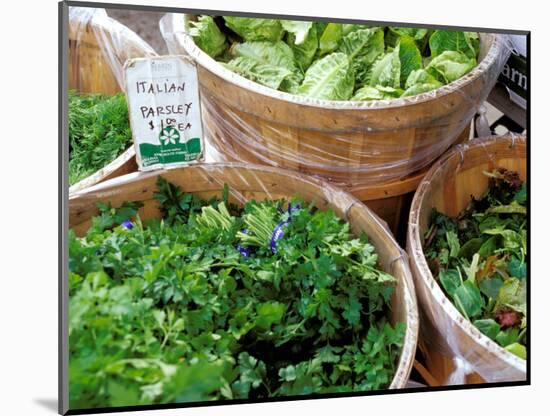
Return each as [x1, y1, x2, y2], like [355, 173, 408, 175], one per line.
[69, 177, 405, 408]
[424, 169, 527, 359]
[187, 16, 480, 100]
[69, 91, 133, 185]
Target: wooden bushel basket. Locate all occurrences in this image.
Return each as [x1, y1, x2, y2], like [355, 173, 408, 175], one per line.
[407, 135, 527, 385]
[172, 14, 508, 189]
[68, 9, 155, 194]
[69, 163, 419, 389]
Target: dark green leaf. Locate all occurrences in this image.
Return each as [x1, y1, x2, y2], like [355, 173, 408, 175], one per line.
[453, 280, 483, 318]
[439, 269, 462, 297]
[473, 319, 500, 340]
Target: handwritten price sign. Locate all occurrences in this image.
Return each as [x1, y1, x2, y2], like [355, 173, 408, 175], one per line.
[124, 56, 204, 171]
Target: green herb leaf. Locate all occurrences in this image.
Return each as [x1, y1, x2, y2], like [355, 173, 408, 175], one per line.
[474, 319, 500, 340]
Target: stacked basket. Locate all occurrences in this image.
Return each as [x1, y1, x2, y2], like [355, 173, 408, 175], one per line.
[69, 163, 420, 388]
[407, 134, 527, 385]
[161, 13, 510, 237]
[68, 7, 156, 194]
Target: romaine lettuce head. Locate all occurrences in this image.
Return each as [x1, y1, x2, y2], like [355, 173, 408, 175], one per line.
[298, 52, 354, 100]
[231, 41, 298, 72]
[397, 36, 423, 86]
[188, 16, 227, 58]
[284, 22, 319, 71]
[337, 28, 385, 85]
[367, 36, 421, 89]
[368, 51, 400, 89]
[224, 57, 293, 90]
[402, 68, 443, 96]
[426, 51, 477, 83]
[226, 41, 303, 91]
[281, 20, 313, 45]
[429, 30, 479, 59]
[318, 23, 344, 56]
[223, 16, 283, 41]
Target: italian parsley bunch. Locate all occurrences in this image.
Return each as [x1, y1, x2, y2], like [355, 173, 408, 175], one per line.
[69, 177, 405, 409]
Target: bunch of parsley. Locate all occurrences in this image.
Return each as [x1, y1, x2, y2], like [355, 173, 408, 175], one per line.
[68, 90, 132, 185]
[424, 169, 527, 359]
[68, 177, 405, 409]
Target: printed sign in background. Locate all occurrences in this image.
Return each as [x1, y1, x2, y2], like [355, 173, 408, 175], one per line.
[124, 56, 204, 171]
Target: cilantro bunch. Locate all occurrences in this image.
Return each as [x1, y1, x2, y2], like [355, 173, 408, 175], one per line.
[424, 169, 527, 359]
[69, 177, 405, 409]
[68, 91, 133, 185]
[188, 16, 480, 101]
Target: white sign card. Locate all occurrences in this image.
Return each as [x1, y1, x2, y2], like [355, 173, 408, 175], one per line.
[124, 55, 204, 171]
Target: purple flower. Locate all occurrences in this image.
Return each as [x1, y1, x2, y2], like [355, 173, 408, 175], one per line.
[121, 220, 134, 230]
[236, 229, 251, 257]
[270, 203, 301, 253]
[237, 244, 252, 257]
[270, 221, 289, 253]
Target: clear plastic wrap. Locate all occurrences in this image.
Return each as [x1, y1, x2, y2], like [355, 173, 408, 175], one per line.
[68, 6, 157, 94]
[160, 13, 513, 188]
[69, 162, 419, 388]
[68, 7, 158, 194]
[407, 134, 527, 384]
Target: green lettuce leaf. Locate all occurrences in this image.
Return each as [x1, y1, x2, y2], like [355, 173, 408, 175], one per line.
[397, 36, 423, 86]
[343, 24, 369, 36]
[453, 280, 484, 319]
[281, 20, 313, 44]
[351, 85, 402, 101]
[495, 278, 526, 316]
[403, 83, 441, 97]
[389, 27, 429, 41]
[286, 23, 319, 71]
[223, 16, 283, 41]
[224, 57, 293, 90]
[426, 51, 477, 83]
[474, 318, 500, 340]
[188, 16, 227, 58]
[479, 276, 503, 299]
[318, 23, 343, 56]
[229, 41, 303, 91]
[368, 50, 401, 89]
[429, 30, 479, 59]
[505, 342, 526, 360]
[298, 52, 354, 100]
[231, 41, 298, 72]
[338, 28, 385, 85]
[439, 269, 462, 297]
[368, 36, 421, 89]
[465, 32, 481, 58]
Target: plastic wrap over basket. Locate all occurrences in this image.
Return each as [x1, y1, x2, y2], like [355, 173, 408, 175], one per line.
[69, 6, 157, 94]
[407, 134, 527, 384]
[68, 7, 158, 195]
[69, 162, 419, 389]
[160, 13, 513, 188]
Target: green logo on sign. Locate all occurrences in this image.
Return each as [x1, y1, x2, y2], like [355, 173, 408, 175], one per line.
[159, 126, 180, 145]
